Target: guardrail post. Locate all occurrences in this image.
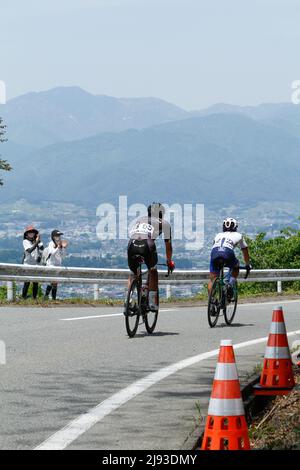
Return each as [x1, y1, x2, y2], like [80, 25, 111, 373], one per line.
[166, 284, 171, 299]
[7, 281, 14, 302]
[93, 284, 99, 301]
[277, 280, 282, 294]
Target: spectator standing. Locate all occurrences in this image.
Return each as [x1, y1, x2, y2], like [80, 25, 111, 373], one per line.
[22, 225, 44, 299]
[44, 230, 67, 300]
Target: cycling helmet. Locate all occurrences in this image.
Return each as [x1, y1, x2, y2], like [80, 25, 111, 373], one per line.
[223, 217, 238, 232]
[147, 202, 166, 219]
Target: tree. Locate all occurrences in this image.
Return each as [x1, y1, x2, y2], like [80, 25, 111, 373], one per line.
[0, 117, 11, 185]
[245, 228, 300, 270]
[239, 225, 300, 295]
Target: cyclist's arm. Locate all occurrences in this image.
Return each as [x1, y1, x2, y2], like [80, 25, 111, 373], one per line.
[241, 247, 250, 265]
[165, 239, 172, 262]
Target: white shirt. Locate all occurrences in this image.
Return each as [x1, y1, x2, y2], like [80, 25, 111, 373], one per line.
[46, 241, 66, 267]
[23, 239, 44, 265]
[212, 231, 248, 251]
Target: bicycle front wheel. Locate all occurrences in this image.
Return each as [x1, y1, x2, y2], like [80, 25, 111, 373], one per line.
[224, 284, 238, 325]
[207, 279, 222, 328]
[144, 290, 159, 334]
[125, 280, 140, 337]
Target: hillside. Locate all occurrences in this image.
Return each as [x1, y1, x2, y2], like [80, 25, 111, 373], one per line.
[0, 87, 188, 148]
[194, 102, 300, 139]
[2, 113, 300, 208]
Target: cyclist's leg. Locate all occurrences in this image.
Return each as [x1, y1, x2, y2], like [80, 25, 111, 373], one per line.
[127, 241, 138, 289]
[208, 255, 222, 317]
[124, 240, 141, 314]
[228, 256, 240, 285]
[146, 241, 159, 311]
[208, 272, 217, 293]
[208, 249, 221, 293]
[225, 254, 239, 300]
[125, 242, 143, 314]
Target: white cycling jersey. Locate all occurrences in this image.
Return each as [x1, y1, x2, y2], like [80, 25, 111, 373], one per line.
[212, 231, 247, 252]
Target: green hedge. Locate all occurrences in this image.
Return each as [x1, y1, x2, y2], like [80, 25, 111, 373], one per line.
[242, 225, 300, 294]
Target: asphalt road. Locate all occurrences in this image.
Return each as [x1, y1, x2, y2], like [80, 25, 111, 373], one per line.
[0, 300, 299, 450]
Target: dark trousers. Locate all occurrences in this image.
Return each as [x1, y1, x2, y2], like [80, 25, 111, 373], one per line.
[22, 282, 39, 299]
[45, 284, 57, 300]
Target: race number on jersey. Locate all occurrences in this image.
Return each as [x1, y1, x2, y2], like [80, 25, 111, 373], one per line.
[130, 222, 154, 238]
[212, 232, 247, 251]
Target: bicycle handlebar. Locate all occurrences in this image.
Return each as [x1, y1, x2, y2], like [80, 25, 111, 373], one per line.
[239, 265, 252, 279]
[159, 264, 251, 279]
[157, 263, 173, 278]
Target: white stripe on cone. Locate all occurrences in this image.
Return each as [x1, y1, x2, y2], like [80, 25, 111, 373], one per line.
[264, 346, 291, 359]
[220, 340, 232, 346]
[269, 322, 287, 335]
[208, 398, 245, 417]
[214, 363, 239, 381]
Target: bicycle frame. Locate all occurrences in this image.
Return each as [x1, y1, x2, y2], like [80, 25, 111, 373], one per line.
[207, 265, 250, 328]
[125, 261, 171, 337]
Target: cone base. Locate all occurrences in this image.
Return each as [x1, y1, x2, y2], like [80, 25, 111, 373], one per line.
[259, 358, 295, 390]
[201, 415, 250, 451]
[253, 383, 294, 396]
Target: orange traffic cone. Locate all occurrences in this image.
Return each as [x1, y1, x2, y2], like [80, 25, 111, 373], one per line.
[253, 306, 295, 396]
[201, 340, 250, 450]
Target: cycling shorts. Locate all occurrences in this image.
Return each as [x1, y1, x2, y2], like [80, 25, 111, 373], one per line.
[127, 239, 158, 275]
[210, 247, 239, 275]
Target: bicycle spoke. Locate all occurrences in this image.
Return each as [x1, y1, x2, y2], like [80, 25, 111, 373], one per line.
[224, 284, 238, 325]
[144, 291, 159, 334]
[125, 280, 140, 337]
[207, 279, 221, 327]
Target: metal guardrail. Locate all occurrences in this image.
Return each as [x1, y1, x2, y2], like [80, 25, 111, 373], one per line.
[1, 262, 300, 301]
[2, 263, 300, 282]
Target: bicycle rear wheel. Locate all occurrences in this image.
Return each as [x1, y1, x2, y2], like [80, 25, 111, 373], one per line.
[144, 290, 159, 334]
[224, 283, 238, 325]
[207, 278, 222, 328]
[125, 279, 140, 337]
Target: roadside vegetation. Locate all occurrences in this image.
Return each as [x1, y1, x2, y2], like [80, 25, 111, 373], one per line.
[0, 117, 11, 185]
[249, 368, 300, 449]
[240, 226, 300, 295]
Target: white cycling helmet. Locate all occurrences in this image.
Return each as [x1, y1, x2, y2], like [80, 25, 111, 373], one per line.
[223, 217, 238, 232]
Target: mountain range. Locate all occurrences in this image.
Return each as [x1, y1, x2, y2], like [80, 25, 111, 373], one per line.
[0, 87, 188, 148]
[1, 87, 300, 209]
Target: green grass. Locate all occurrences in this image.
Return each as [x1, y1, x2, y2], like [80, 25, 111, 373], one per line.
[0, 296, 124, 307]
[1, 291, 300, 307]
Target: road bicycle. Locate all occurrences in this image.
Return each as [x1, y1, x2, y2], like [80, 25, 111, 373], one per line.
[124, 259, 172, 338]
[207, 262, 250, 328]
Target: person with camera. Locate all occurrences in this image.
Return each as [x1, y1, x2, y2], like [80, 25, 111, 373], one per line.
[44, 229, 68, 300]
[22, 225, 44, 299]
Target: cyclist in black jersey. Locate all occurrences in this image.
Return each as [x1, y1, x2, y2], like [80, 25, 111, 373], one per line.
[127, 202, 175, 312]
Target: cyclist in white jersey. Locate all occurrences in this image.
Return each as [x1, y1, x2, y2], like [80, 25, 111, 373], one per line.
[208, 218, 251, 297]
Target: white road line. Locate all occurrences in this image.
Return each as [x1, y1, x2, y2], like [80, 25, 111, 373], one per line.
[60, 308, 178, 321]
[238, 299, 300, 308]
[35, 329, 300, 450]
[59, 298, 300, 321]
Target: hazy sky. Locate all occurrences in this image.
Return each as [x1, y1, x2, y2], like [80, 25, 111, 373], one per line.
[0, 0, 299, 109]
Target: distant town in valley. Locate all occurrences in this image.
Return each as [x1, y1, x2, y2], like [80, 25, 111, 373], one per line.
[0, 198, 299, 299]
